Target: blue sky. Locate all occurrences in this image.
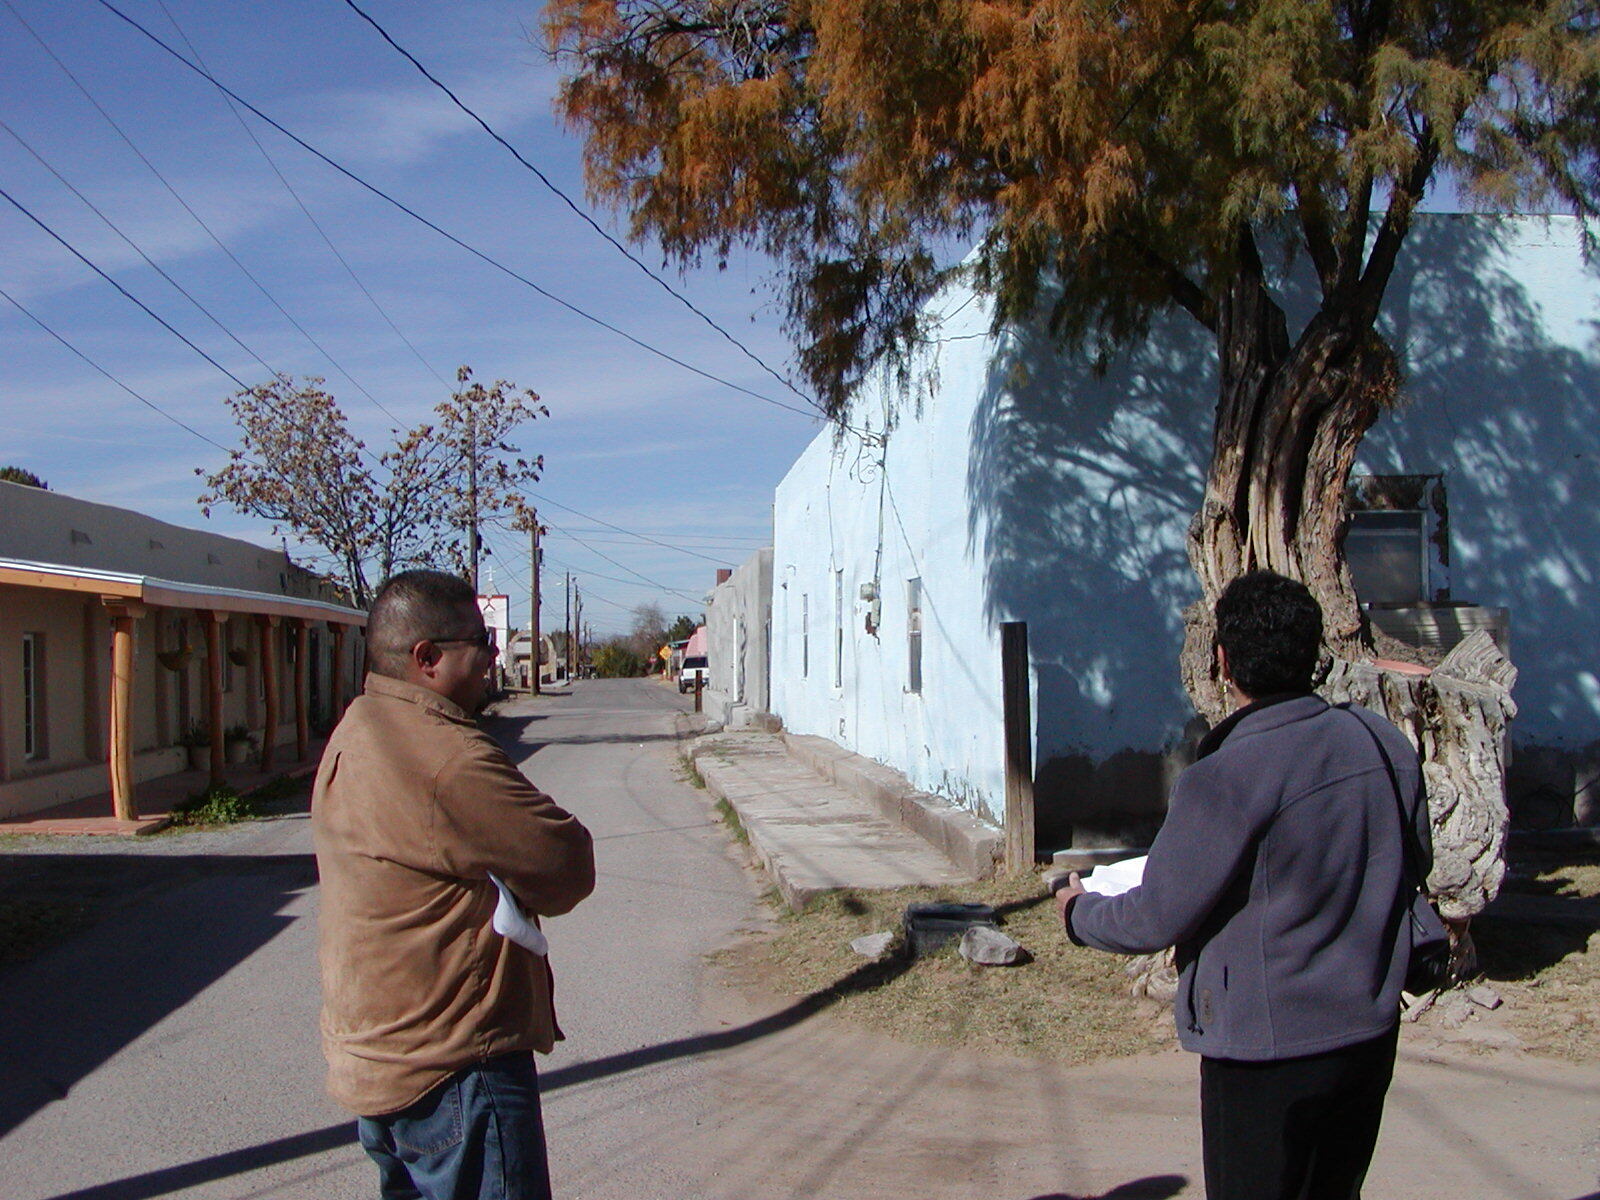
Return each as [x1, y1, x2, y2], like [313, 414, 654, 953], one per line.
[0, 0, 827, 635]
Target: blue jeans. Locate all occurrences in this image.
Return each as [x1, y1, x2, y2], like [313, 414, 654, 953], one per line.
[357, 1052, 552, 1200]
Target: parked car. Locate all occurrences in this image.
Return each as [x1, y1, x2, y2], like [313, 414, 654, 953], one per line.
[677, 655, 709, 693]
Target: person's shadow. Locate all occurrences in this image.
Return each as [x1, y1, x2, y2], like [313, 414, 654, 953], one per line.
[1025, 1176, 1187, 1200]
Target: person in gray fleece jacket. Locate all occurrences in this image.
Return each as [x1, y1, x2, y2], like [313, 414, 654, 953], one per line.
[1057, 571, 1430, 1200]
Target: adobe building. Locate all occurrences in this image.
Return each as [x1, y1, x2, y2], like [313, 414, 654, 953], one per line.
[0, 481, 365, 820]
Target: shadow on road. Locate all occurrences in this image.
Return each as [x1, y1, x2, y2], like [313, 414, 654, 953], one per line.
[0, 851, 316, 1140]
[35, 1122, 355, 1200]
[1025, 1178, 1187, 1200]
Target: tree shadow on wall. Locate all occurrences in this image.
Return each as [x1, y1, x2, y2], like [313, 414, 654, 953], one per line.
[965, 311, 1213, 847]
[964, 215, 1600, 846]
[1365, 215, 1600, 787]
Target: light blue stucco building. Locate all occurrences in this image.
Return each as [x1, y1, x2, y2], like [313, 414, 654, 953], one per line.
[770, 215, 1600, 848]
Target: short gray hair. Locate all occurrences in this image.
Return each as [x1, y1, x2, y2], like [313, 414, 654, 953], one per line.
[366, 569, 477, 677]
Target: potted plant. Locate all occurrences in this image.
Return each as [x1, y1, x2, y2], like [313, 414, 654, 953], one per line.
[157, 646, 194, 671]
[177, 721, 211, 770]
[224, 723, 256, 765]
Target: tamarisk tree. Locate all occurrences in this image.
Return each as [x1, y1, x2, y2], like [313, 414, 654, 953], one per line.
[200, 369, 546, 607]
[549, 1, 1600, 944]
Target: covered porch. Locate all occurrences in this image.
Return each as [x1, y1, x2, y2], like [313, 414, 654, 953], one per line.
[0, 559, 365, 823]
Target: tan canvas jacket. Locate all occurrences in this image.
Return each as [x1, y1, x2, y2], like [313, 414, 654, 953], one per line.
[312, 672, 594, 1116]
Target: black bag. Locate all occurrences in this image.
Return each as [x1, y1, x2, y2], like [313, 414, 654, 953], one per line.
[1343, 707, 1453, 995]
[1403, 889, 1452, 995]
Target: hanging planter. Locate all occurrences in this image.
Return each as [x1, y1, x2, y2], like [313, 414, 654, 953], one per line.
[227, 647, 250, 667]
[157, 647, 194, 671]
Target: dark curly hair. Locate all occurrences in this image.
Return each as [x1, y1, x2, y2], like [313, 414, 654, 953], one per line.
[1214, 571, 1323, 698]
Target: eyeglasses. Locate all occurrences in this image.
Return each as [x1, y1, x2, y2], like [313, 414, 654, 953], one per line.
[423, 631, 496, 650]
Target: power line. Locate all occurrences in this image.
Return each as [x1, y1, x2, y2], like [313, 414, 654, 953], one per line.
[550, 526, 769, 544]
[544, 522, 705, 601]
[539, 550, 677, 615]
[522, 491, 732, 565]
[0, 183, 253, 391]
[1, 0, 408, 427]
[0, 181, 395, 470]
[92, 0, 828, 426]
[154, 0, 450, 392]
[0, 283, 235, 454]
[0, 115, 281, 380]
[340, 0, 822, 415]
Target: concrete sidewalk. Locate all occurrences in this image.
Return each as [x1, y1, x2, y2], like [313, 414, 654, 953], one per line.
[686, 731, 1000, 908]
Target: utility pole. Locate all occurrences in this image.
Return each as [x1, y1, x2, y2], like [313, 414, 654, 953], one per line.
[564, 572, 571, 682]
[574, 588, 583, 678]
[466, 403, 480, 592]
[529, 512, 542, 695]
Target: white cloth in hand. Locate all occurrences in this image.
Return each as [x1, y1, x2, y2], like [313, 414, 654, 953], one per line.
[488, 873, 548, 956]
[1082, 856, 1147, 897]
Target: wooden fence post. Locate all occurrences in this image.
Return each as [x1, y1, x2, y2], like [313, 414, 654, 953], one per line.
[1001, 621, 1036, 872]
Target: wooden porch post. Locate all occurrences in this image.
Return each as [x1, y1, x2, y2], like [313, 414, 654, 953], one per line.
[104, 599, 147, 820]
[331, 622, 347, 721]
[294, 619, 310, 761]
[258, 615, 280, 773]
[1001, 621, 1036, 872]
[203, 610, 226, 788]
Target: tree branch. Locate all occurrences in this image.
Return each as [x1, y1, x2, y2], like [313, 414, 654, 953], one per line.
[1353, 137, 1439, 329]
[1114, 231, 1217, 332]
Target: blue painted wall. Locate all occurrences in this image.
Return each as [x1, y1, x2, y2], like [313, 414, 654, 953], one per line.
[771, 216, 1600, 836]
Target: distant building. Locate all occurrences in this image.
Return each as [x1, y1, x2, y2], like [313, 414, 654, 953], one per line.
[704, 549, 773, 727]
[0, 482, 365, 819]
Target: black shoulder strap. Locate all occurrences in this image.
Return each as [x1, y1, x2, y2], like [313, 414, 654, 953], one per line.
[1340, 705, 1429, 891]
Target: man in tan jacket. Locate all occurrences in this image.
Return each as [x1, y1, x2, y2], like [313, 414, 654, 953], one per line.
[313, 569, 594, 1200]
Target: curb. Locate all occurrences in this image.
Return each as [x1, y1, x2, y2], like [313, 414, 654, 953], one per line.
[780, 733, 1002, 879]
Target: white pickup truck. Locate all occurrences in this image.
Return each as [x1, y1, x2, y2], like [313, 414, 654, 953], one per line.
[677, 655, 709, 693]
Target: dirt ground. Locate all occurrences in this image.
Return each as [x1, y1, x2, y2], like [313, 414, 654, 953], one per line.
[721, 840, 1600, 1068]
[3, 799, 1599, 1199]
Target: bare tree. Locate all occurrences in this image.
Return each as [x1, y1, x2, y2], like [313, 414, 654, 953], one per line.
[199, 371, 547, 606]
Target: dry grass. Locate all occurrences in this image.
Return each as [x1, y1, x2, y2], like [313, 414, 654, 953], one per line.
[724, 872, 1175, 1063]
[1471, 851, 1600, 1061]
[725, 850, 1600, 1067]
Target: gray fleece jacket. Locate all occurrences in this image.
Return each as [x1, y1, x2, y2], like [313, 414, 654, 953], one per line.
[1068, 694, 1429, 1061]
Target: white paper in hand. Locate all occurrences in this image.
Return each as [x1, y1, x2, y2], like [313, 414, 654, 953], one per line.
[488, 873, 548, 956]
[1082, 856, 1147, 897]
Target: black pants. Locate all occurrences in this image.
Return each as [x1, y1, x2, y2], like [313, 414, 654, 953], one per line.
[1200, 1023, 1399, 1200]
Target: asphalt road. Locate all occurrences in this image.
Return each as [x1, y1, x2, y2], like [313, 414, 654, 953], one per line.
[0, 677, 764, 1200]
[6, 678, 1600, 1199]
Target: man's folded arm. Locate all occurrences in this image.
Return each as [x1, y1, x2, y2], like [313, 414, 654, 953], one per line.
[433, 741, 596, 916]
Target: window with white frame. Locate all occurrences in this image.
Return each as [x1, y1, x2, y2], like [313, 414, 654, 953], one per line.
[907, 577, 923, 694]
[801, 594, 809, 678]
[22, 631, 44, 760]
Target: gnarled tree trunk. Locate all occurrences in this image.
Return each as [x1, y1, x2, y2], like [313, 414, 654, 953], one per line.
[1168, 235, 1514, 986]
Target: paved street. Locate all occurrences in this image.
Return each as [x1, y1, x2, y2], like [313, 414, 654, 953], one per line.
[0, 678, 763, 1200]
[3, 677, 1600, 1199]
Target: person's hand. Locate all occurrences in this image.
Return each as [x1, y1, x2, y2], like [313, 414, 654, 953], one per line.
[1052, 871, 1086, 923]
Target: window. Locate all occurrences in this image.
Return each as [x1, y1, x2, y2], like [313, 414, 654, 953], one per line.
[21, 632, 44, 760]
[1346, 474, 1449, 606]
[907, 578, 923, 694]
[801, 594, 809, 678]
[833, 570, 844, 687]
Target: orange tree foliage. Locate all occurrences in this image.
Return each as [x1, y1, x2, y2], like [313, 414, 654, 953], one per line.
[548, 0, 1600, 414]
[199, 368, 546, 607]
